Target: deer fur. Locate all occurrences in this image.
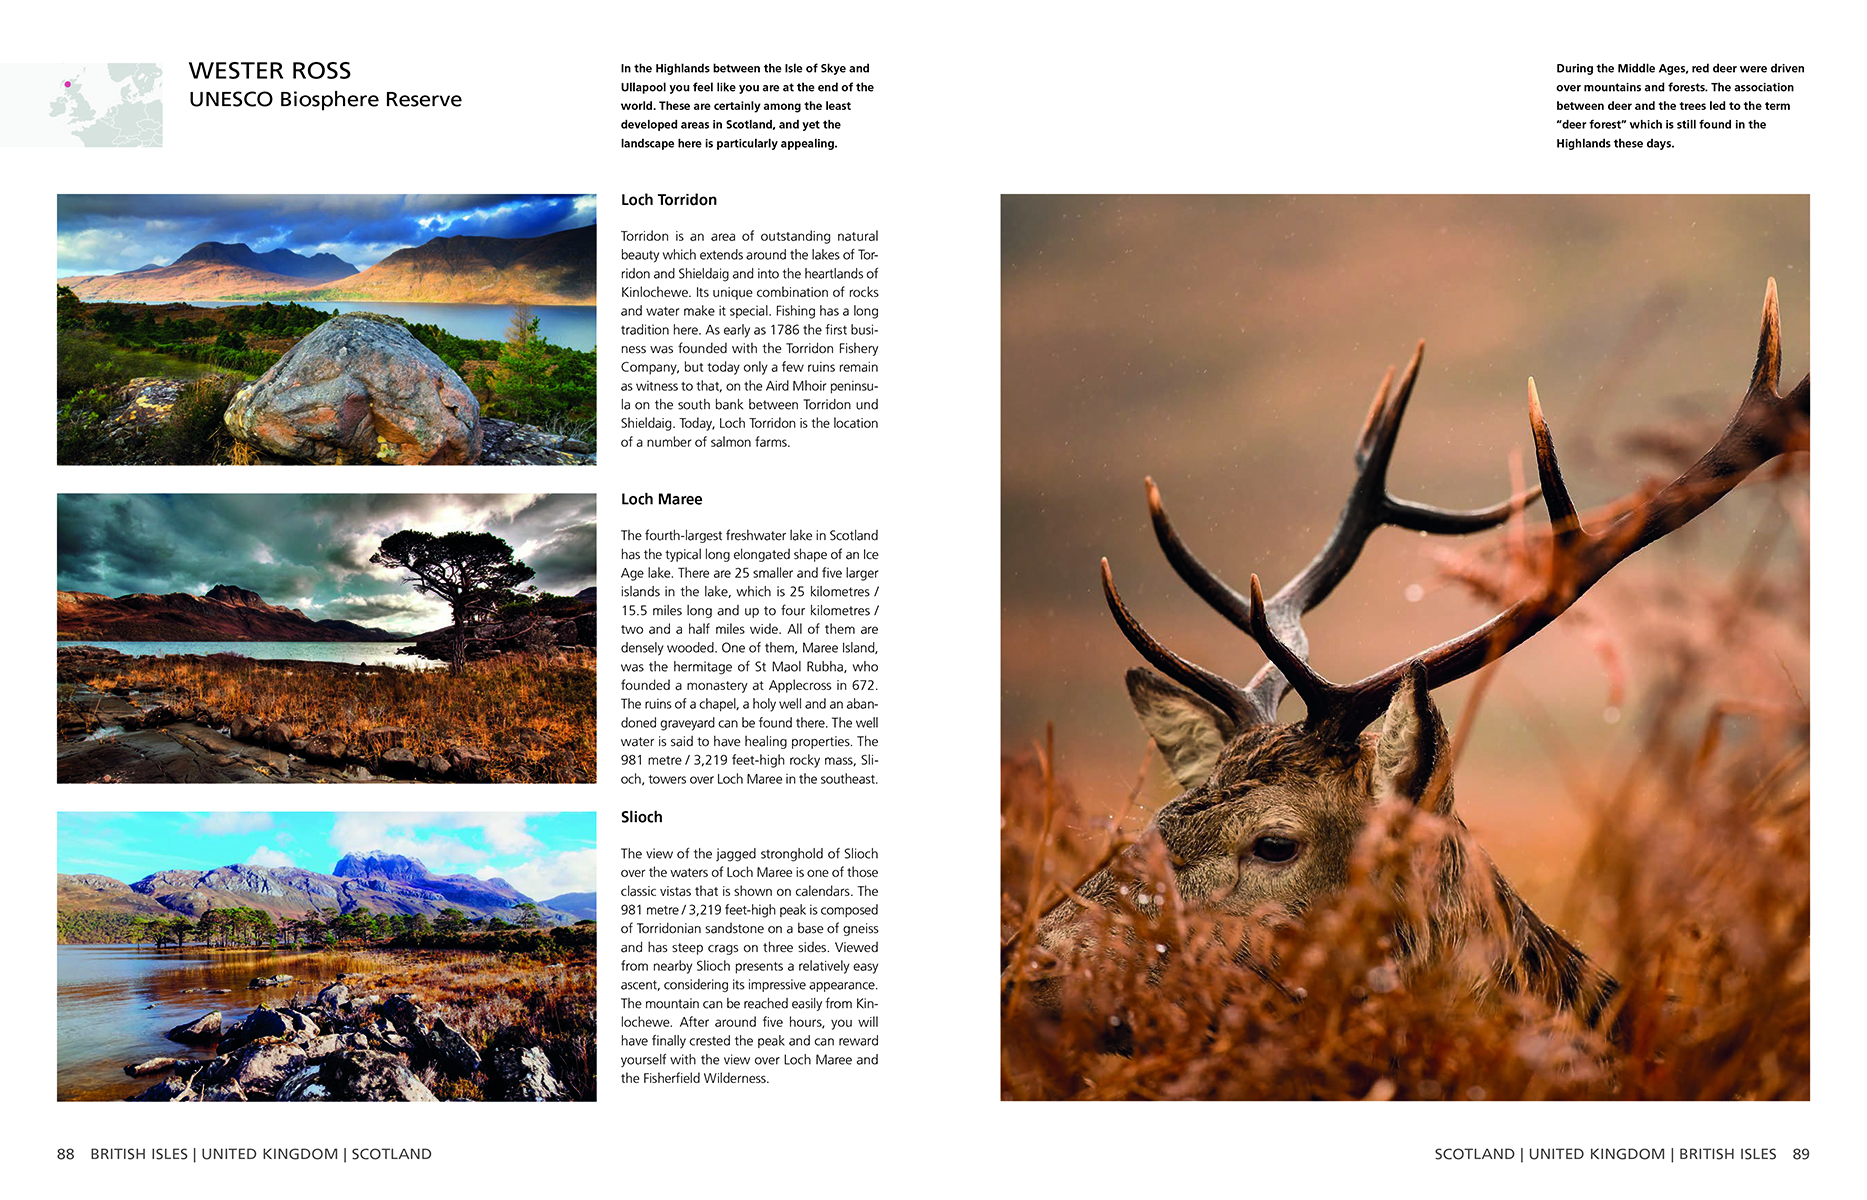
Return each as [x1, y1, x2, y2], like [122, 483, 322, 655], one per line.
[1039, 662, 1619, 1024]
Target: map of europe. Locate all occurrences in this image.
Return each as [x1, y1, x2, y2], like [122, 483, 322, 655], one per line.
[0, 63, 162, 147]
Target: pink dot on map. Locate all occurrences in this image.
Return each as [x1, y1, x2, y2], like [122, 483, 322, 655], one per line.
[64, 81, 71, 88]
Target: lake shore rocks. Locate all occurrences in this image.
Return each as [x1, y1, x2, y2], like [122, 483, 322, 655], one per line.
[124, 1056, 183, 1077]
[124, 988, 564, 1102]
[223, 314, 481, 465]
[165, 1010, 221, 1044]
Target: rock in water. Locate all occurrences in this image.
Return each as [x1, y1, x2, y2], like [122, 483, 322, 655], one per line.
[124, 1056, 184, 1077]
[223, 313, 481, 464]
[165, 1010, 222, 1045]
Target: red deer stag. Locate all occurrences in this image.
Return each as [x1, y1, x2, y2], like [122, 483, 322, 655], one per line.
[1036, 280, 1810, 1025]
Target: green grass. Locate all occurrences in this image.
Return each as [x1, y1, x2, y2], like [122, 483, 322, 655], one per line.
[57, 329, 248, 399]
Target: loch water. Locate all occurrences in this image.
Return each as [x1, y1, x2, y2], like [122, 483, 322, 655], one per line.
[59, 641, 439, 669]
[57, 944, 384, 1101]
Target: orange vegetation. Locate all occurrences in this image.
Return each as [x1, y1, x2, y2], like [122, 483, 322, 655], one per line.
[325, 945, 596, 1101]
[82, 652, 595, 783]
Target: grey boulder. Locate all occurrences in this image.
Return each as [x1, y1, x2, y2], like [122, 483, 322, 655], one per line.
[224, 313, 481, 465]
[484, 1030, 564, 1101]
[420, 1017, 481, 1078]
[277, 1050, 438, 1102]
[164, 1010, 221, 1045]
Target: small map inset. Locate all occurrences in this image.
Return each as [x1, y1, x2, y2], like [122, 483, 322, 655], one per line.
[0, 63, 162, 147]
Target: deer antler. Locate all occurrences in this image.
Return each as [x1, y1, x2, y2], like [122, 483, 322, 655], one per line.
[1103, 340, 1538, 726]
[1104, 278, 1811, 738]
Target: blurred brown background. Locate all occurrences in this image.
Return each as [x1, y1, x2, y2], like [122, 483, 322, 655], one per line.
[1001, 195, 1809, 908]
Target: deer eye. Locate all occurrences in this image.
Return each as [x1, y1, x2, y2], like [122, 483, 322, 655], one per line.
[1251, 836, 1299, 863]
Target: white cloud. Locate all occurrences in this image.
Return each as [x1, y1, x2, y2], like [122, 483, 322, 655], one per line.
[478, 849, 599, 901]
[327, 813, 543, 872]
[246, 845, 294, 868]
[193, 812, 273, 836]
[56, 227, 153, 274]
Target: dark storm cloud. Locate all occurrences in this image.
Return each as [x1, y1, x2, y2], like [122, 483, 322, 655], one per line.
[56, 194, 597, 276]
[57, 494, 597, 634]
[525, 524, 601, 595]
[320, 594, 435, 622]
[487, 494, 601, 596]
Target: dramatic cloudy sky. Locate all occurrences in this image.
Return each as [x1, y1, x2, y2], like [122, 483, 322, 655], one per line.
[58, 494, 596, 634]
[58, 811, 599, 901]
[56, 193, 597, 277]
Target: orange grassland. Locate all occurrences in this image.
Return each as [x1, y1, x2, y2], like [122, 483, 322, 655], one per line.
[75, 652, 596, 784]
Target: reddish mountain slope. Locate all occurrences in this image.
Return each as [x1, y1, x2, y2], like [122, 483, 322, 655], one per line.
[58, 241, 357, 301]
[57, 585, 405, 642]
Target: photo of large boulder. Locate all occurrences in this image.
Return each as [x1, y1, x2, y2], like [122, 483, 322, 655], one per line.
[222, 313, 481, 465]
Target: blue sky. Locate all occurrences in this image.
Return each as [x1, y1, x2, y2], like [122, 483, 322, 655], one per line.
[57, 812, 598, 900]
[56, 193, 598, 276]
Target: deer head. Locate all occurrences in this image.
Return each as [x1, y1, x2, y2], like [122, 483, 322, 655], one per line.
[1044, 280, 1810, 1017]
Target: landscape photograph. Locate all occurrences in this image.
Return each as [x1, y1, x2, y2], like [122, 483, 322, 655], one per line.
[999, 196, 1809, 1100]
[58, 493, 597, 783]
[56, 193, 597, 465]
[57, 811, 597, 1101]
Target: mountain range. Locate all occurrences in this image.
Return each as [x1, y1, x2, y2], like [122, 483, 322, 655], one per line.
[56, 851, 575, 934]
[57, 224, 596, 306]
[57, 584, 406, 643]
[57, 242, 358, 301]
[539, 892, 597, 921]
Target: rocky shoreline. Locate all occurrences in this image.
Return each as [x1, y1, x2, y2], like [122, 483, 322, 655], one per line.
[57, 646, 502, 784]
[128, 978, 567, 1102]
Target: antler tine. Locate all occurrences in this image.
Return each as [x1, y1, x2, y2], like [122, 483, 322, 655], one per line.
[1144, 477, 1255, 632]
[1357, 340, 1426, 478]
[1327, 278, 1811, 735]
[1353, 366, 1396, 469]
[1753, 276, 1781, 395]
[1527, 377, 1582, 548]
[1244, 574, 1346, 726]
[1100, 558, 1262, 726]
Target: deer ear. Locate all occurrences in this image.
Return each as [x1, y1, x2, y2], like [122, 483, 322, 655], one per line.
[1125, 668, 1237, 790]
[1373, 660, 1453, 813]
